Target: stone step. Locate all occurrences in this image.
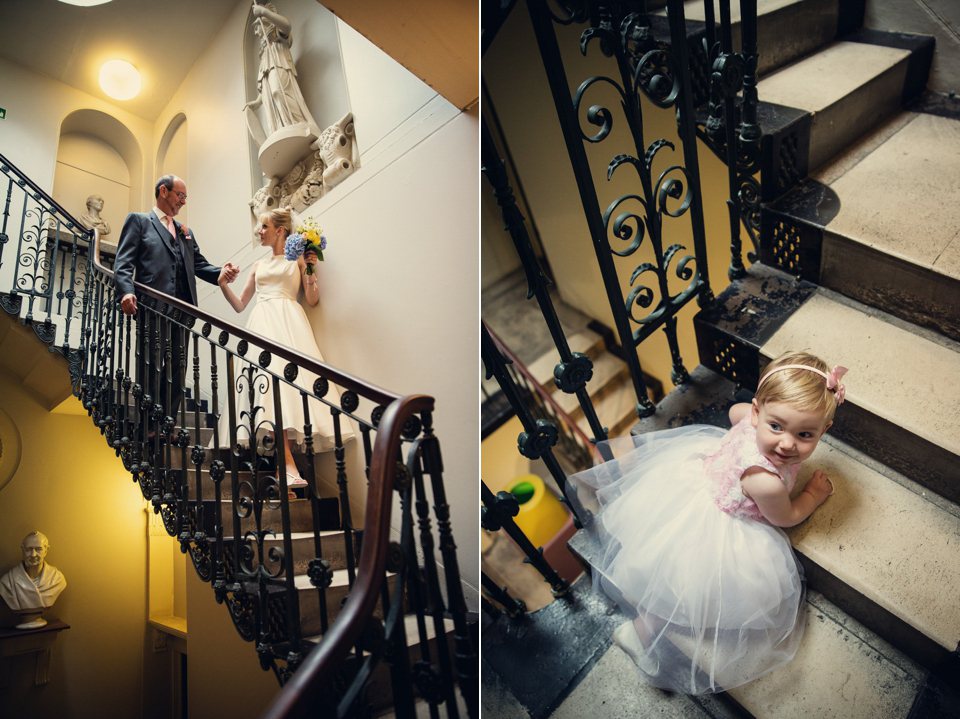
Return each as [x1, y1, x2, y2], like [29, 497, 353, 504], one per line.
[219, 496, 334, 535]
[177, 465, 339, 500]
[295, 569, 399, 637]
[568, 523, 958, 717]
[576, 374, 639, 442]
[551, 351, 630, 418]
[525, 329, 606, 392]
[181, 485, 340, 535]
[728, 594, 944, 718]
[789, 434, 960, 665]
[813, 108, 960, 342]
[761, 287, 960, 505]
[757, 39, 914, 173]
[307, 614, 457, 714]
[224, 529, 351, 575]
[674, 0, 843, 77]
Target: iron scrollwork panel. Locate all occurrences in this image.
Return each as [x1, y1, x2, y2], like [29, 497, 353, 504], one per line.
[528, 0, 714, 410]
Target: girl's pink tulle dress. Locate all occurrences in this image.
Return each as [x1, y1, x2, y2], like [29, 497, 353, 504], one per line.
[568, 415, 805, 694]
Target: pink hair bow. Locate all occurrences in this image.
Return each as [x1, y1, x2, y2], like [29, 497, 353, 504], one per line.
[827, 366, 848, 405]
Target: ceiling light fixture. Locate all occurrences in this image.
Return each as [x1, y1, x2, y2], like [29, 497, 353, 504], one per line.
[99, 60, 141, 101]
[58, 0, 113, 6]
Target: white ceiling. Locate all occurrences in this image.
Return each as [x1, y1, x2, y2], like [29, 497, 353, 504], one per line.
[0, 0, 239, 122]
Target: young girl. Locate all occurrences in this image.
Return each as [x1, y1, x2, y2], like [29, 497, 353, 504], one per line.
[218, 208, 353, 489]
[568, 351, 845, 694]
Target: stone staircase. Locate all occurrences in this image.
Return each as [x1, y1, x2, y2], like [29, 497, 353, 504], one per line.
[0, 300, 458, 712]
[483, 1, 960, 717]
[138, 398, 458, 713]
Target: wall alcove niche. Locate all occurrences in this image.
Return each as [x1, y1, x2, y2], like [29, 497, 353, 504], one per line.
[242, 0, 357, 226]
[52, 109, 143, 254]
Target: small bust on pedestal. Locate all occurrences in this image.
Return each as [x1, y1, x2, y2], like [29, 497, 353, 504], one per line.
[78, 194, 111, 238]
[0, 532, 67, 629]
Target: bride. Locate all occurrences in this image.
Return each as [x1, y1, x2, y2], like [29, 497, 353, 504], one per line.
[217, 207, 353, 489]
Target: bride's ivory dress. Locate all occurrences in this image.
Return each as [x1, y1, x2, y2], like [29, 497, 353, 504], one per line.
[218, 253, 354, 452]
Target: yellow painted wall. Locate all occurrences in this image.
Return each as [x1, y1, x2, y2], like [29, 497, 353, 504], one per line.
[0, 373, 149, 718]
[184, 569, 281, 719]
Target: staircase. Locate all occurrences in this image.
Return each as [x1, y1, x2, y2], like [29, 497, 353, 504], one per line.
[0, 154, 476, 719]
[482, 1, 960, 717]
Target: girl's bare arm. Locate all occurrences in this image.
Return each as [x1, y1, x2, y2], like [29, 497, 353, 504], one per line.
[741, 467, 832, 527]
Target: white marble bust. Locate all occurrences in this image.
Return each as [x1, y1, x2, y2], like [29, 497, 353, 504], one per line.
[0, 532, 66, 628]
[78, 194, 111, 237]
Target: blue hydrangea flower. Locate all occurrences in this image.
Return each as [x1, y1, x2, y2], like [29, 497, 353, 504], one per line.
[284, 233, 305, 261]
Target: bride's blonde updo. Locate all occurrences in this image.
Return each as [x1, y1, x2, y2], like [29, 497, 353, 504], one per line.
[259, 207, 294, 237]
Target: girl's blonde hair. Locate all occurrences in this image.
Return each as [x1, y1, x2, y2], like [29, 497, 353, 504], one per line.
[259, 208, 294, 237]
[755, 351, 838, 422]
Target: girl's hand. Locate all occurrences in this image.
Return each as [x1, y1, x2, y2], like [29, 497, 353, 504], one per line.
[304, 250, 318, 265]
[805, 470, 834, 504]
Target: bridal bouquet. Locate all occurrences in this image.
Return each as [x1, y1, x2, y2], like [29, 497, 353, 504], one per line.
[283, 217, 327, 275]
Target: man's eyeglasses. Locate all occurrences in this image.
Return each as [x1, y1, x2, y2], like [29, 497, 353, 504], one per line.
[167, 190, 187, 201]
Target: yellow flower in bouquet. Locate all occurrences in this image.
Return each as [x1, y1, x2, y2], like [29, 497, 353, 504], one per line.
[283, 216, 327, 275]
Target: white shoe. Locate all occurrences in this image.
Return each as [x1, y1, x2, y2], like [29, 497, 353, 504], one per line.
[613, 621, 659, 675]
[286, 472, 308, 487]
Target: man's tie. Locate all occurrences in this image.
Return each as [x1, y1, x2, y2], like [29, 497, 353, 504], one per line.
[165, 215, 176, 238]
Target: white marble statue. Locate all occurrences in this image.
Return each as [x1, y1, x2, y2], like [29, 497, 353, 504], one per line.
[78, 194, 111, 237]
[245, 1, 319, 145]
[243, 2, 359, 217]
[0, 532, 67, 629]
[250, 113, 359, 218]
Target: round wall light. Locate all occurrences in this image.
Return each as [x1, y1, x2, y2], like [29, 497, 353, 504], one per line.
[99, 60, 141, 100]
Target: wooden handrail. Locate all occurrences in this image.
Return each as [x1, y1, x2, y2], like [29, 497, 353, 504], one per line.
[259, 392, 433, 719]
[0, 152, 90, 233]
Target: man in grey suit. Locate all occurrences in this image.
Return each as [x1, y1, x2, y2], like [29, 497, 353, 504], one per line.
[115, 175, 237, 314]
[114, 175, 239, 431]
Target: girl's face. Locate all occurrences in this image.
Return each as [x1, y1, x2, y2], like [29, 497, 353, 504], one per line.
[258, 219, 283, 248]
[751, 399, 831, 467]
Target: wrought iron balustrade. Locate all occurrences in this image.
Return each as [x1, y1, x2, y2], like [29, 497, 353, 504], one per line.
[481, 0, 762, 621]
[0, 151, 476, 719]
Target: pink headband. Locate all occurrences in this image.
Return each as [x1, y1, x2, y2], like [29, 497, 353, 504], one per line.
[757, 364, 849, 405]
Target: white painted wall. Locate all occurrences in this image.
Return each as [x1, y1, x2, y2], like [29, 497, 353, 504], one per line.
[0, 55, 154, 205]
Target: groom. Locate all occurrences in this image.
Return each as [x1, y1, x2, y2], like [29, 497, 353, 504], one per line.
[115, 175, 237, 314]
[114, 175, 239, 427]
